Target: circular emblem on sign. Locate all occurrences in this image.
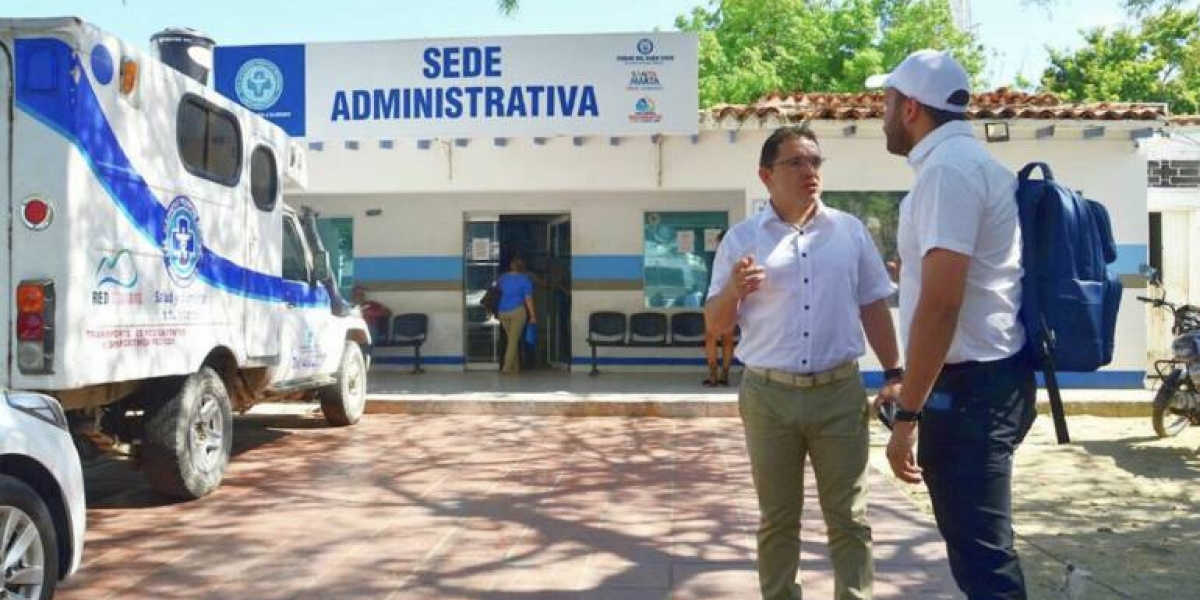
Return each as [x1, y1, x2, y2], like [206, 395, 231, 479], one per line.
[234, 58, 284, 111]
[637, 38, 655, 56]
[635, 97, 657, 113]
[162, 196, 202, 287]
[91, 43, 114, 85]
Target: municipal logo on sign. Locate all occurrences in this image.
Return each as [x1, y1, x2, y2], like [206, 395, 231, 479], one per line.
[162, 196, 203, 287]
[235, 58, 285, 111]
[629, 97, 662, 123]
[627, 70, 662, 90]
[616, 37, 677, 65]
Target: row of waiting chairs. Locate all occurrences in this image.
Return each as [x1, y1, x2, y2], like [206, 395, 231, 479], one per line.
[587, 311, 737, 376]
[372, 313, 428, 373]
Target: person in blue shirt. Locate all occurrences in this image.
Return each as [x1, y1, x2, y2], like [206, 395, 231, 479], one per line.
[497, 256, 537, 374]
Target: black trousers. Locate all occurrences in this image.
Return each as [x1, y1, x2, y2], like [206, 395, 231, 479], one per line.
[918, 352, 1037, 600]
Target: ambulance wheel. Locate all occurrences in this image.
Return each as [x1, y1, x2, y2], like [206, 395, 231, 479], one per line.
[142, 367, 233, 499]
[320, 341, 367, 427]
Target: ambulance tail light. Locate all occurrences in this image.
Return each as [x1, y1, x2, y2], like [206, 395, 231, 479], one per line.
[16, 281, 55, 374]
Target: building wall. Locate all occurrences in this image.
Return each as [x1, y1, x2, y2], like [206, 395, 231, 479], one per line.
[295, 122, 1151, 386]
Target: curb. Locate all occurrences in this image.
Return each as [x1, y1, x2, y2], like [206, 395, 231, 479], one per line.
[366, 396, 1152, 418]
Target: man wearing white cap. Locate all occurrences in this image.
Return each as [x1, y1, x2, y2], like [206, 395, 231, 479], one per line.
[867, 49, 1037, 600]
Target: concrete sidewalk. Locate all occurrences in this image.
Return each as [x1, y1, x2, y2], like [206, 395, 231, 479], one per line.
[366, 368, 1155, 418]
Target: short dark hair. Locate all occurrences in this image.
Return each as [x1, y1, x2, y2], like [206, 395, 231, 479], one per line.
[760, 124, 820, 168]
[894, 89, 967, 127]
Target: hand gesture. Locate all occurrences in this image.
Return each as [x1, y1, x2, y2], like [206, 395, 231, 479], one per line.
[730, 255, 765, 300]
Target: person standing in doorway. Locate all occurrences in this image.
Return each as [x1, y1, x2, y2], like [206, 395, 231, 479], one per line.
[497, 255, 537, 374]
[869, 49, 1037, 600]
[706, 124, 903, 600]
[703, 229, 736, 387]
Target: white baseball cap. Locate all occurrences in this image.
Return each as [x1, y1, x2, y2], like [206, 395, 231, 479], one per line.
[865, 49, 971, 114]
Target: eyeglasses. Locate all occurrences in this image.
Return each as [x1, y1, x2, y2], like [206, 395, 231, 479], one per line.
[771, 155, 826, 170]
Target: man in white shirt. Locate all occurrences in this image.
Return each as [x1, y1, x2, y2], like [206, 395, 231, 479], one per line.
[868, 50, 1038, 600]
[706, 125, 903, 600]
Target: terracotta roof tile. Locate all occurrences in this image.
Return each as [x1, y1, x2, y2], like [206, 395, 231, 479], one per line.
[704, 88, 1167, 123]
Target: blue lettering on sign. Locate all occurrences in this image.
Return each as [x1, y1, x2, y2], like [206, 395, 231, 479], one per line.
[329, 43, 602, 123]
[329, 84, 600, 121]
[422, 46, 503, 79]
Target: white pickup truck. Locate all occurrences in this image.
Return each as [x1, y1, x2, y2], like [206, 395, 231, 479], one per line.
[2, 17, 371, 499]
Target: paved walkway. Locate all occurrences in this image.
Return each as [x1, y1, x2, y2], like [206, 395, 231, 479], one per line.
[60, 412, 958, 600]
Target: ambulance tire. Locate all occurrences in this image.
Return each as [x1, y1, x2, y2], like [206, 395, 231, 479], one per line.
[320, 341, 367, 427]
[142, 367, 233, 500]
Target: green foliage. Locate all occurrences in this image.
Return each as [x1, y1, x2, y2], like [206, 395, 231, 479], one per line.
[497, 0, 519, 16]
[1039, 5, 1200, 114]
[675, 0, 985, 106]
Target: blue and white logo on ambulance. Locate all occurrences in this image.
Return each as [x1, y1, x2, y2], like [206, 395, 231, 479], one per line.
[94, 249, 139, 289]
[161, 196, 203, 287]
[234, 58, 284, 111]
[629, 97, 662, 123]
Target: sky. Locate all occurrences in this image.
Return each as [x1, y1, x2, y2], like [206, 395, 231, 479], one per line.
[7, 0, 1133, 90]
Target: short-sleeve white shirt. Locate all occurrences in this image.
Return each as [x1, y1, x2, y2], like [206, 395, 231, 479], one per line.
[897, 121, 1025, 363]
[707, 201, 896, 373]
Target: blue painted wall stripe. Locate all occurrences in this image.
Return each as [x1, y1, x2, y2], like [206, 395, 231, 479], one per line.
[353, 255, 648, 283]
[573, 255, 643, 281]
[372, 355, 466, 366]
[356, 257, 462, 282]
[1111, 244, 1148, 277]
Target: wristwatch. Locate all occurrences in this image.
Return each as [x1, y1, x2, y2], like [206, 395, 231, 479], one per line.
[882, 366, 904, 382]
[894, 408, 923, 423]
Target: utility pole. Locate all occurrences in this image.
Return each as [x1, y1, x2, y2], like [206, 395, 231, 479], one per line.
[949, 0, 972, 31]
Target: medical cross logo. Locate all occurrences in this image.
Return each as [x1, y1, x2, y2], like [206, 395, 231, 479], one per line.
[162, 196, 203, 287]
[234, 58, 284, 111]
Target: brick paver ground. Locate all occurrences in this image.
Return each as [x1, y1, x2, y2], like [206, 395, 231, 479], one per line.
[59, 412, 957, 600]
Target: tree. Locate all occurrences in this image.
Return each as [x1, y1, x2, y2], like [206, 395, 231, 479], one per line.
[498, 0, 519, 16]
[1039, 5, 1200, 114]
[675, 0, 985, 106]
[1024, 0, 1189, 17]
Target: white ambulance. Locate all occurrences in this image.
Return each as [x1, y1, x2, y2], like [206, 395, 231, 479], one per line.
[1, 17, 371, 499]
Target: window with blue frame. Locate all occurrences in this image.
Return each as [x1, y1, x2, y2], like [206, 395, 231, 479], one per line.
[643, 211, 728, 309]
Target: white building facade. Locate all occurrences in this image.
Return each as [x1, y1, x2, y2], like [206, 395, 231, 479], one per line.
[216, 36, 1162, 388]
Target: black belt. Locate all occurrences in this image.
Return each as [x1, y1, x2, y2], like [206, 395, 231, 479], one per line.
[942, 352, 1023, 374]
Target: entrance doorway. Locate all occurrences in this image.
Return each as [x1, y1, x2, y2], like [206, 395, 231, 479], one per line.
[463, 214, 572, 371]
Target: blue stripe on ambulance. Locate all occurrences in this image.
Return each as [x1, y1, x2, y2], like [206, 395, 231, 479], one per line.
[13, 38, 327, 308]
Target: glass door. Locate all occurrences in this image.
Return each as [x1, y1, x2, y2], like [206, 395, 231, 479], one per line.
[464, 218, 501, 369]
[315, 217, 354, 298]
[546, 216, 572, 369]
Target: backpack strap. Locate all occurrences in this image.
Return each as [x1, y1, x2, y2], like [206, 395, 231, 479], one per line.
[1018, 162, 1054, 183]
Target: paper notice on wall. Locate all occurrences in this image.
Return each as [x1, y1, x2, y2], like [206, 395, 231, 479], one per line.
[677, 230, 695, 254]
[704, 228, 722, 252]
[471, 238, 491, 262]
